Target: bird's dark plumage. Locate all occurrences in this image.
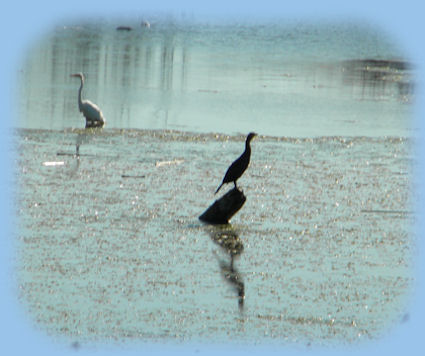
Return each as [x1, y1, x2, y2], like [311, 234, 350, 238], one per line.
[215, 132, 257, 195]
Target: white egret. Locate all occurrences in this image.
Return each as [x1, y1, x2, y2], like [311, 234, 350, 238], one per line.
[70, 73, 105, 128]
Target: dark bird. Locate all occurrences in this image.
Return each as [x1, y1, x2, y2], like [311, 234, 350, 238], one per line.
[215, 132, 257, 195]
[70, 73, 105, 128]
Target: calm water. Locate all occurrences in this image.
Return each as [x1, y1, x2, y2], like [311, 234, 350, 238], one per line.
[18, 19, 413, 136]
[15, 18, 415, 348]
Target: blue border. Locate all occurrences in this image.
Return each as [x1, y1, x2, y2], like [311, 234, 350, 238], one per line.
[1, 1, 424, 355]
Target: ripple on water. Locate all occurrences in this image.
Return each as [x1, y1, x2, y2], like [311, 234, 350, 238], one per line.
[15, 128, 414, 346]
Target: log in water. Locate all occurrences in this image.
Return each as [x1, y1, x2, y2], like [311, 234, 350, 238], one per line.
[199, 187, 246, 224]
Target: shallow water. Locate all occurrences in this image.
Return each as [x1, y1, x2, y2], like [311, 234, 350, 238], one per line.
[15, 128, 413, 346]
[14, 18, 415, 348]
[18, 20, 413, 137]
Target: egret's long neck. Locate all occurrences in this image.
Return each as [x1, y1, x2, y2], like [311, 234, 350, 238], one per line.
[77, 77, 84, 112]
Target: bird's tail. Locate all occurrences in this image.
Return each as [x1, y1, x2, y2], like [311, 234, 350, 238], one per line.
[214, 182, 224, 195]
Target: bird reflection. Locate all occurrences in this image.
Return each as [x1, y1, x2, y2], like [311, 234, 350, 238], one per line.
[75, 131, 92, 157]
[64, 132, 90, 176]
[209, 225, 245, 311]
[68, 138, 82, 176]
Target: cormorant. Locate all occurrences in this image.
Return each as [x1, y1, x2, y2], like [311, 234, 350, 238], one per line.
[215, 132, 257, 195]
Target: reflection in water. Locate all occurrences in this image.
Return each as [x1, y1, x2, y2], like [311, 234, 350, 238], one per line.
[28, 23, 190, 130]
[56, 129, 106, 176]
[209, 225, 244, 263]
[17, 128, 413, 343]
[208, 225, 245, 311]
[68, 132, 89, 176]
[215, 253, 245, 312]
[20, 22, 413, 136]
[75, 129, 98, 156]
[340, 59, 413, 101]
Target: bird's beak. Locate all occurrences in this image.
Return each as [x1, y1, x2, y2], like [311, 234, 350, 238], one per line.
[70, 73, 79, 78]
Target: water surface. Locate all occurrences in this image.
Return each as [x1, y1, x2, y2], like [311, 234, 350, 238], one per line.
[18, 19, 413, 136]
